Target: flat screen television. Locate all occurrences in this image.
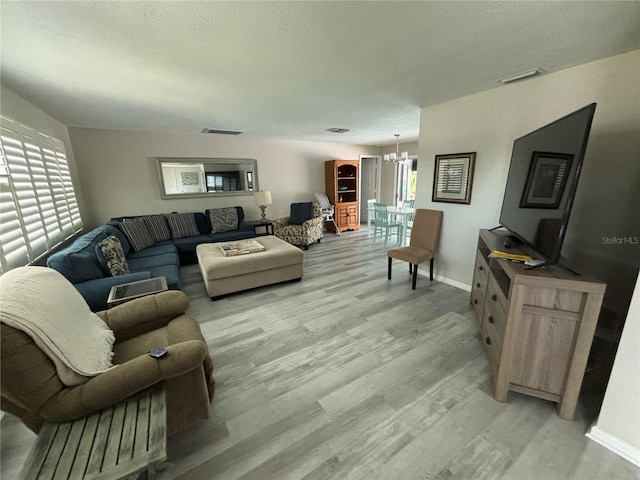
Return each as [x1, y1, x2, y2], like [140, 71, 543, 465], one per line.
[498, 103, 597, 266]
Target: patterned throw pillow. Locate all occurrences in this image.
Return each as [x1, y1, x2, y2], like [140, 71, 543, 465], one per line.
[119, 218, 155, 252]
[209, 207, 238, 234]
[143, 215, 172, 242]
[165, 213, 200, 239]
[96, 235, 129, 276]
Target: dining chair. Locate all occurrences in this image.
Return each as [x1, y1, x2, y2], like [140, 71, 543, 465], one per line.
[367, 199, 377, 236]
[372, 202, 403, 245]
[387, 209, 443, 289]
[403, 207, 416, 245]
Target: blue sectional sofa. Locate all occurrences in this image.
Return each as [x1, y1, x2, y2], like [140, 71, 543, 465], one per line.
[47, 207, 255, 311]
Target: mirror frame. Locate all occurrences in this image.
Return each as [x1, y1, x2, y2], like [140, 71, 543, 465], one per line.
[155, 157, 259, 199]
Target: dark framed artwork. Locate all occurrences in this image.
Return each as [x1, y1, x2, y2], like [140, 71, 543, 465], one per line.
[520, 151, 573, 209]
[432, 152, 476, 204]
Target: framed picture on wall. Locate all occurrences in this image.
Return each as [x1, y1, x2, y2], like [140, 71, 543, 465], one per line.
[180, 172, 199, 185]
[432, 152, 476, 204]
[520, 151, 573, 209]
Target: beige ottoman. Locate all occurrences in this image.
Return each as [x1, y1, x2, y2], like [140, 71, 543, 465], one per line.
[196, 236, 304, 298]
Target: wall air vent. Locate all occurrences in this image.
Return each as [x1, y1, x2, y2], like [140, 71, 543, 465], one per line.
[496, 68, 544, 84]
[201, 128, 243, 135]
[326, 128, 350, 134]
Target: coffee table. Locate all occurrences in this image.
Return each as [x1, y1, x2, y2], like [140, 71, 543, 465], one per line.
[197, 236, 303, 299]
[107, 276, 168, 308]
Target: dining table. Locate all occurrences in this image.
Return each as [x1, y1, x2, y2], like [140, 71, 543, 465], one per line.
[367, 205, 415, 245]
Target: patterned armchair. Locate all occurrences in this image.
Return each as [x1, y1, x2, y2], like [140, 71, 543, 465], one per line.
[273, 202, 323, 250]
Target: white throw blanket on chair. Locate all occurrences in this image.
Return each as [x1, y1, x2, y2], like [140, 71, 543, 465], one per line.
[0, 266, 115, 386]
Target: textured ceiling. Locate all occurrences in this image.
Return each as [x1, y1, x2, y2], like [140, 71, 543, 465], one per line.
[1, 1, 638, 145]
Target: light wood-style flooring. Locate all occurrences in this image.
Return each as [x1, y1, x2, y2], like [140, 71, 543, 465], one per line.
[2, 228, 638, 479]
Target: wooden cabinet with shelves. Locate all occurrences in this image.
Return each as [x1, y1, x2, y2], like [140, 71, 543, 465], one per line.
[324, 160, 360, 233]
[471, 229, 606, 419]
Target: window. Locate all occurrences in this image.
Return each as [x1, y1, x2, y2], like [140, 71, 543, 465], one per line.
[0, 115, 83, 273]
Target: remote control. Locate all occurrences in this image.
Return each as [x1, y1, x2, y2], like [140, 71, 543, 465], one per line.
[148, 348, 168, 358]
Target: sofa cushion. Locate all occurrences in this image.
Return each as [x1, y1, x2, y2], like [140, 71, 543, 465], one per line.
[119, 219, 155, 252]
[289, 202, 314, 225]
[104, 225, 131, 256]
[46, 226, 113, 283]
[209, 230, 256, 243]
[127, 252, 180, 271]
[209, 207, 239, 234]
[172, 235, 214, 254]
[126, 241, 177, 260]
[194, 212, 210, 235]
[128, 263, 181, 291]
[142, 215, 172, 242]
[165, 213, 200, 239]
[95, 236, 129, 276]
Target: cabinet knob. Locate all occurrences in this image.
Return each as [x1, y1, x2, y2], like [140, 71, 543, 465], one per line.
[474, 299, 478, 305]
[488, 315, 494, 324]
[491, 294, 498, 302]
[479, 266, 484, 271]
[485, 336, 491, 345]
[476, 282, 481, 288]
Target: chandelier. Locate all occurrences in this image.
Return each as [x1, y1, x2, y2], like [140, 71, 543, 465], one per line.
[383, 134, 410, 163]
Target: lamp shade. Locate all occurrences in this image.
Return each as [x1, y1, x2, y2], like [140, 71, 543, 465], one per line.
[254, 191, 272, 205]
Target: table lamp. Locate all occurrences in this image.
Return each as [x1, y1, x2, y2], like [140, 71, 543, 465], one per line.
[254, 191, 272, 222]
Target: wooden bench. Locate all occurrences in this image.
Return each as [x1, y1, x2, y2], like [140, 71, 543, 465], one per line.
[19, 385, 166, 480]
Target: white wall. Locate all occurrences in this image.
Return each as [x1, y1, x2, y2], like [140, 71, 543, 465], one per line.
[416, 50, 640, 307]
[588, 272, 640, 465]
[415, 50, 640, 464]
[67, 128, 379, 227]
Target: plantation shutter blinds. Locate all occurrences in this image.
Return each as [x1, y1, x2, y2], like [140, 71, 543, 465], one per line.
[0, 115, 82, 273]
[437, 158, 466, 194]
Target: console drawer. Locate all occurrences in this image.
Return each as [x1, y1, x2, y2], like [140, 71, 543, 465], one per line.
[481, 321, 501, 378]
[471, 252, 489, 321]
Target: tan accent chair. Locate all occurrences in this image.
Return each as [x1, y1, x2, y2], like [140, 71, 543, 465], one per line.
[1, 289, 214, 438]
[387, 209, 443, 290]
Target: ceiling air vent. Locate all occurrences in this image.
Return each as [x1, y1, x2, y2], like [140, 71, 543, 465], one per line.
[201, 128, 243, 135]
[326, 128, 350, 134]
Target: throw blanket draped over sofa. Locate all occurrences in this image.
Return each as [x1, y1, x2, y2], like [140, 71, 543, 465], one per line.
[47, 207, 256, 311]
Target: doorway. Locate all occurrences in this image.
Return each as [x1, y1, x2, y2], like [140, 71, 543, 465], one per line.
[359, 155, 381, 223]
[395, 157, 417, 205]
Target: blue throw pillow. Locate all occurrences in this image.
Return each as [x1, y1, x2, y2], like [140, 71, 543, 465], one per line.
[289, 202, 314, 225]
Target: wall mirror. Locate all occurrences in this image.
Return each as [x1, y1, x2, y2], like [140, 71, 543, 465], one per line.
[156, 157, 258, 199]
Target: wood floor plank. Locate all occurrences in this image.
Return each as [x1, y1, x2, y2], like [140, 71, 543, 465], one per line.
[2, 227, 637, 480]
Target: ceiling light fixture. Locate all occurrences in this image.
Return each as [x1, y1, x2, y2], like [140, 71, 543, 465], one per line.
[496, 68, 543, 84]
[384, 134, 409, 164]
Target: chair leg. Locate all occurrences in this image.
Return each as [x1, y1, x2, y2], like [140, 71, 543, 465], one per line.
[430, 258, 434, 281]
[412, 264, 418, 290]
[409, 263, 413, 274]
[388, 257, 392, 280]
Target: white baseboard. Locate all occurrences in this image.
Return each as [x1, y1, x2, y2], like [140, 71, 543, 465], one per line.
[586, 425, 640, 467]
[436, 275, 471, 292]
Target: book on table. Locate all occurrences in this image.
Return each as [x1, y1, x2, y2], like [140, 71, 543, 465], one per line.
[488, 250, 532, 262]
[220, 240, 265, 256]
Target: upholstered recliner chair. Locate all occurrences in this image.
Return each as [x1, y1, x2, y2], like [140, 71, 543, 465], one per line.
[0, 266, 214, 438]
[273, 202, 324, 250]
